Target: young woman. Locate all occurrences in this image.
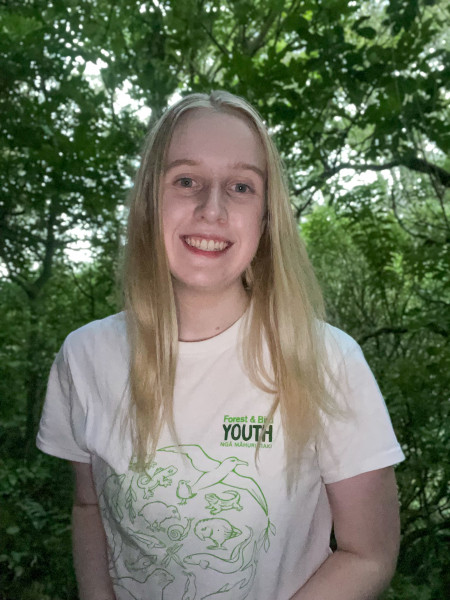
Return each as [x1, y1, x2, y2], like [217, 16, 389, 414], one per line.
[37, 91, 405, 600]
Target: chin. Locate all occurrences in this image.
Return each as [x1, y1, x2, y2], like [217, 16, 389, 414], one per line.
[172, 274, 243, 296]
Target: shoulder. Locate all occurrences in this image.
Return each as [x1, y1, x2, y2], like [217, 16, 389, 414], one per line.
[321, 322, 362, 367]
[65, 312, 126, 345]
[63, 312, 127, 364]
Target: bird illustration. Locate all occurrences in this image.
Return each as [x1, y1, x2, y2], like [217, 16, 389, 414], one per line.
[194, 518, 242, 549]
[176, 479, 196, 504]
[159, 445, 268, 515]
[151, 568, 175, 599]
[138, 500, 180, 532]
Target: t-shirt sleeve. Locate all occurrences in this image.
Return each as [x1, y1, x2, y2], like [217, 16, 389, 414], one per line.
[36, 339, 91, 463]
[318, 337, 405, 484]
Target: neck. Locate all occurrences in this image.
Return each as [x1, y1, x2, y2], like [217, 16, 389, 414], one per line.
[174, 284, 249, 342]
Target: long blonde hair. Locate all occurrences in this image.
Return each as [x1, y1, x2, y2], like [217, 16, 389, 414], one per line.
[124, 91, 335, 487]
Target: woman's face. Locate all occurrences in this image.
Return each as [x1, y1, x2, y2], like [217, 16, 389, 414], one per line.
[161, 109, 266, 298]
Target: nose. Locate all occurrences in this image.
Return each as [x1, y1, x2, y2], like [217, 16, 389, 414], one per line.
[195, 183, 227, 223]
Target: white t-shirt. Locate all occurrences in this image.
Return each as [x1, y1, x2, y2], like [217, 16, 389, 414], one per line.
[37, 313, 405, 600]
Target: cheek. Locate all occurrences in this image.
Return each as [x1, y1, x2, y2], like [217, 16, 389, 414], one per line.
[161, 211, 171, 241]
[161, 213, 179, 261]
[245, 206, 265, 240]
[161, 199, 182, 237]
[240, 217, 264, 260]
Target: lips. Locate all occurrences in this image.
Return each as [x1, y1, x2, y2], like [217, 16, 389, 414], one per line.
[182, 235, 232, 252]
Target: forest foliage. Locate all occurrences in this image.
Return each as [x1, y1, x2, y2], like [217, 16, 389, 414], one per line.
[0, 0, 449, 598]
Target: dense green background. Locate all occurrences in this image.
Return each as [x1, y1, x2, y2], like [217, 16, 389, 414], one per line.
[1, 0, 449, 598]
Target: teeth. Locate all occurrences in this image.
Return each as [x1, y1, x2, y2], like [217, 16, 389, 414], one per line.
[185, 237, 228, 251]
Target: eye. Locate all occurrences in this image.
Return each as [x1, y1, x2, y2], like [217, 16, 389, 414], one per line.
[177, 177, 193, 188]
[233, 183, 252, 193]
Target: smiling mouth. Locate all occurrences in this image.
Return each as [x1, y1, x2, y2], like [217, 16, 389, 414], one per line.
[183, 236, 231, 252]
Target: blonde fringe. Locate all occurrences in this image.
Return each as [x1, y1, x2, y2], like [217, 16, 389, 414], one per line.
[123, 91, 338, 487]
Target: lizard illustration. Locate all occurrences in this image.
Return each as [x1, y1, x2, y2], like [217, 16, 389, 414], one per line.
[137, 466, 178, 499]
[204, 491, 243, 515]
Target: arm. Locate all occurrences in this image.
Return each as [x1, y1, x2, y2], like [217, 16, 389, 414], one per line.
[72, 461, 116, 600]
[291, 466, 400, 600]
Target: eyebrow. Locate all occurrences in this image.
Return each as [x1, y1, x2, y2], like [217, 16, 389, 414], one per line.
[231, 161, 266, 180]
[164, 159, 198, 172]
[164, 159, 266, 180]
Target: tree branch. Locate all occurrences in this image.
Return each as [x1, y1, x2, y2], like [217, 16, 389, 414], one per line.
[200, 22, 230, 57]
[400, 156, 450, 188]
[245, 9, 278, 56]
[27, 201, 57, 300]
[401, 519, 450, 549]
[358, 322, 448, 345]
[293, 155, 450, 197]
[358, 326, 409, 345]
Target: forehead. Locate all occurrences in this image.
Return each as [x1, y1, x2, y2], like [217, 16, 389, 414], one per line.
[166, 109, 266, 171]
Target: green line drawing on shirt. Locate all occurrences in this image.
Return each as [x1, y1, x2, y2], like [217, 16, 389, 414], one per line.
[124, 551, 159, 577]
[261, 520, 276, 552]
[155, 567, 175, 597]
[194, 518, 242, 549]
[161, 542, 185, 568]
[201, 582, 243, 600]
[237, 540, 259, 599]
[137, 465, 178, 499]
[160, 444, 268, 515]
[100, 446, 277, 599]
[177, 479, 196, 504]
[138, 500, 181, 532]
[182, 571, 197, 600]
[167, 517, 194, 541]
[205, 490, 243, 515]
[183, 526, 253, 574]
[125, 527, 165, 551]
[100, 472, 126, 522]
[201, 541, 259, 600]
[102, 515, 123, 571]
[113, 567, 175, 600]
[125, 477, 137, 522]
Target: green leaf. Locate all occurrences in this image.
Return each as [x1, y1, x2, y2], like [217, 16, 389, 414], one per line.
[6, 526, 20, 535]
